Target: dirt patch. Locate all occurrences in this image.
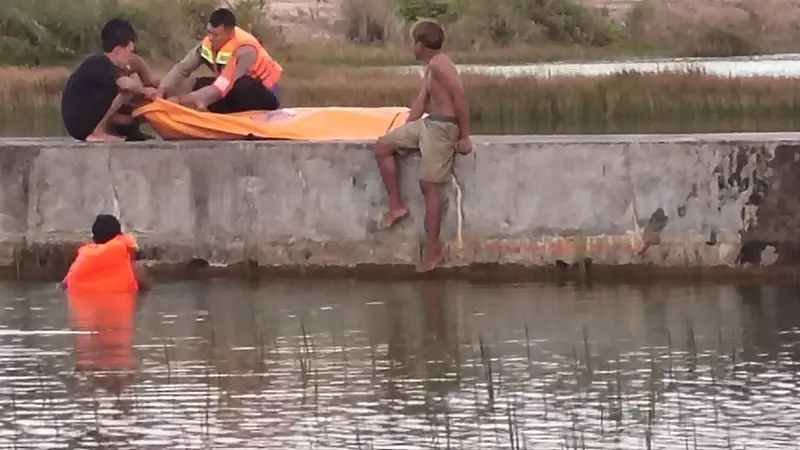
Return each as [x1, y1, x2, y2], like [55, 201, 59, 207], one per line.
[269, 0, 344, 43]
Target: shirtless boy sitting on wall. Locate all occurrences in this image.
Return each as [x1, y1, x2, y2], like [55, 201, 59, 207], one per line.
[373, 19, 472, 272]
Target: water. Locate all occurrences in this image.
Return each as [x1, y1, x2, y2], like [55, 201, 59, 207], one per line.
[398, 53, 800, 78]
[0, 280, 798, 449]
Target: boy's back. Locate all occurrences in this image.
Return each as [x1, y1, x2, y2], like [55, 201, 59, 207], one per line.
[61, 54, 120, 141]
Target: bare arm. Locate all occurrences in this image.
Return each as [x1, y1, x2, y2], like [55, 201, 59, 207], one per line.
[178, 45, 258, 109]
[97, 93, 127, 127]
[158, 44, 203, 95]
[407, 85, 428, 122]
[430, 57, 471, 138]
[127, 54, 158, 87]
[116, 75, 148, 95]
[133, 261, 151, 292]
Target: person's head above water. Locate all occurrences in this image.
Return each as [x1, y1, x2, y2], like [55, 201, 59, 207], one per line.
[91, 214, 122, 244]
[410, 19, 445, 62]
[101, 18, 137, 68]
[206, 8, 237, 52]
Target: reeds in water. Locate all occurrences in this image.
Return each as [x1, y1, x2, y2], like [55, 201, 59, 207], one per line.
[4, 66, 800, 135]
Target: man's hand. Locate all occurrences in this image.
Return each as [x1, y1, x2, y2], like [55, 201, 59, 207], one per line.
[141, 87, 158, 100]
[168, 94, 195, 108]
[455, 136, 473, 155]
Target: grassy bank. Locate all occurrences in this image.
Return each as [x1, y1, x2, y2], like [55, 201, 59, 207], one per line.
[4, 65, 800, 136]
[2, 0, 798, 68]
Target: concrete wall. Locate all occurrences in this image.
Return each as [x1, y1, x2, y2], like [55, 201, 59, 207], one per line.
[1, 134, 799, 279]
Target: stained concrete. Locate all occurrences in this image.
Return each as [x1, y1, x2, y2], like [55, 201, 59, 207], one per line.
[2, 134, 800, 281]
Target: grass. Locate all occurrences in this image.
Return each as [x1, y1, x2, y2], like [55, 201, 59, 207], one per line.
[2, 0, 800, 68]
[5, 65, 800, 136]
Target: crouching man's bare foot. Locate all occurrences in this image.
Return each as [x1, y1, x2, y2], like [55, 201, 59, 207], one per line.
[86, 130, 124, 142]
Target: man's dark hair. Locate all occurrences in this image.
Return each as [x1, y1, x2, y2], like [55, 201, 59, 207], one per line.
[101, 18, 137, 53]
[92, 214, 122, 244]
[412, 20, 445, 50]
[209, 8, 237, 28]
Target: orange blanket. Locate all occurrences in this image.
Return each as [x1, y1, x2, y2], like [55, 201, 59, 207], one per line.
[133, 98, 410, 141]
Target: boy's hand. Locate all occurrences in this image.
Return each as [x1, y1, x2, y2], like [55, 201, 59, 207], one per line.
[455, 136, 473, 155]
[141, 87, 158, 100]
[168, 95, 193, 108]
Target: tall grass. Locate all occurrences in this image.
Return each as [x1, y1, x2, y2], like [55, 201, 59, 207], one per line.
[3, 0, 800, 68]
[0, 0, 279, 66]
[5, 65, 800, 136]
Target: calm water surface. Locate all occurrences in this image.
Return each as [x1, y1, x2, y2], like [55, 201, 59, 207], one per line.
[0, 280, 798, 449]
[398, 53, 800, 78]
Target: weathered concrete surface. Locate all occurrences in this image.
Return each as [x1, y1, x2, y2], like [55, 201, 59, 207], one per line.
[2, 134, 800, 281]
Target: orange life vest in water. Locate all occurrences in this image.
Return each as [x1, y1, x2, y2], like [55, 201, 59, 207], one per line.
[65, 234, 139, 294]
[200, 27, 282, 90]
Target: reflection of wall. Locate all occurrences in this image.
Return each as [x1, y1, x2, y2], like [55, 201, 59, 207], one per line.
[106, 280, 796, 397]
[1, 280, 799, 448]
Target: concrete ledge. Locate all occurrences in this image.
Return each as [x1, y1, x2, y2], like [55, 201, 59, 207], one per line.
[2, 134, 800, 282]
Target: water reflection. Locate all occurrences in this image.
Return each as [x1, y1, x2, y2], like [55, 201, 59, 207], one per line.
[0, 280, 798, 448]
[68, 292, 138, 398]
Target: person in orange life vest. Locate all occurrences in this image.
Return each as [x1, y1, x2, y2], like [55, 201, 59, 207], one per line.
[156, 8, 282, 113]
[60, 214, 150, 293]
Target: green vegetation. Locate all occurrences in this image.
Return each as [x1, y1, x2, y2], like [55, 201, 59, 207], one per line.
[3, 0, 800, 137]
[1, 0, 796, 67]
[0, 0, 277, 65]
[5, 65, 800, 137]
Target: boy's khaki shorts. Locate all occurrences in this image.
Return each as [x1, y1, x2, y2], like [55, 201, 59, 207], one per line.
[381, 116, 459, 184]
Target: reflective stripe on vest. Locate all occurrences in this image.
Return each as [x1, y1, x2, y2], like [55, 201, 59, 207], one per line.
[200, 45, 232, 66]
[200, 27, 282, 88]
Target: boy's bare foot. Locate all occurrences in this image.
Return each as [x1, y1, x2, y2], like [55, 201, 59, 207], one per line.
[378, 206, 409, 230]
[417, 248, 443, 273]
[86, 131, 124, 142]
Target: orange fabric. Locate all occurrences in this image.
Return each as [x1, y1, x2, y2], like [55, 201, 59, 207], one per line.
[65, 234, 139, 294]
[133, 98, 411, 141]
[215, 56, 239, 96]
[202, 27, 282, 91]
[69, 292, 136, 372]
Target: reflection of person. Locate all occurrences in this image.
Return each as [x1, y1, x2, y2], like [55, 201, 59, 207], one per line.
[157, 8, 283, 113]
[60, 214, 150, 293]
[68, 290, 137, 396]
[60, 19, 157, 142]
[372, 20, 472, 272]
[62, 214, 148, 398]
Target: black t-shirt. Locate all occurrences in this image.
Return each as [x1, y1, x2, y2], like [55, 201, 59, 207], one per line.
[60, 54, 120, 140]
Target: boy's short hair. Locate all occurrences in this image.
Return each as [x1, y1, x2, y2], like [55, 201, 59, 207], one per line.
[91, 214, 122, 244]
[411, 19, 445, 50]
[101, 18, 137, 53]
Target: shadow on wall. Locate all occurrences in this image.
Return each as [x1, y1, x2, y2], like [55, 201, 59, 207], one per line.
[739, 144, 800, 265]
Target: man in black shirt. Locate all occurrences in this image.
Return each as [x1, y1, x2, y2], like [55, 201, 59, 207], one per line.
[61, 19, 158, 142]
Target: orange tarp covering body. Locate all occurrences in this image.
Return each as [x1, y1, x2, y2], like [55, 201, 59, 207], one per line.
[133, 98, 411, 141]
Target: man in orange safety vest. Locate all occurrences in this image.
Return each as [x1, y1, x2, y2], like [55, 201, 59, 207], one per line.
[156, 8, 283, 113]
